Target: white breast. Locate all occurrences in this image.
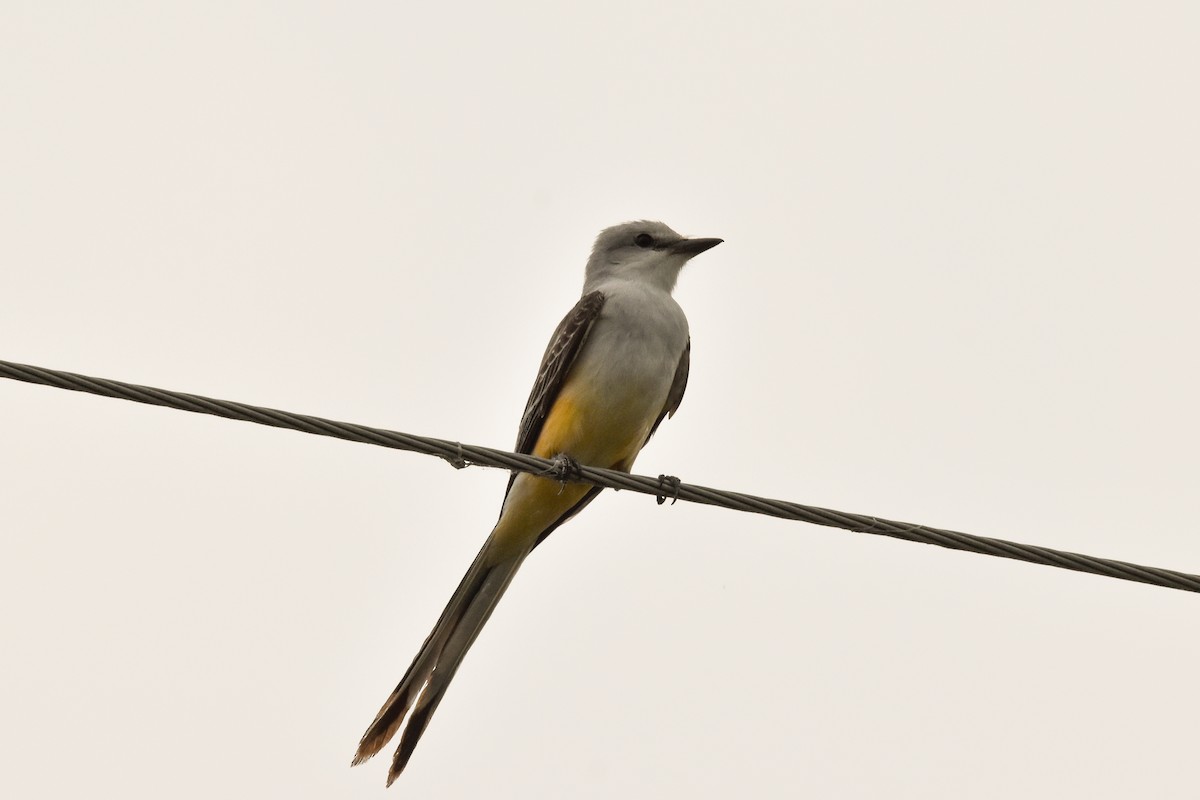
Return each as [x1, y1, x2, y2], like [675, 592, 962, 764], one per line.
[572, 279, 689, 412]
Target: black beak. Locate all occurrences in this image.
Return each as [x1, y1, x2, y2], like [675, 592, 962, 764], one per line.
[670, 237, 723, 257]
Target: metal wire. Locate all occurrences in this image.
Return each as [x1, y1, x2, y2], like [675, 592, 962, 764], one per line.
[3, 357, 1198, 595]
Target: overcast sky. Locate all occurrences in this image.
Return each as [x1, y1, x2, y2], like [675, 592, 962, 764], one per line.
[3, 2, 1198, 798]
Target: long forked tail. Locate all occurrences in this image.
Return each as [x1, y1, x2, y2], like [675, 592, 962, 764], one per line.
[352, 538, 529, 785]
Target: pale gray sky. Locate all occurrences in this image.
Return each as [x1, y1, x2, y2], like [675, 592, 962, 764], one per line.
[3, 2, 1198, 798]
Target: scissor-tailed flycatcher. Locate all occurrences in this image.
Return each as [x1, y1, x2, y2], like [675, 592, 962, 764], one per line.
[352, 221, 722, 785]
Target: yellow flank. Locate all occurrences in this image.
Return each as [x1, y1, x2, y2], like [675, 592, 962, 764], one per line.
[488, 370, 662, 559]
[489, 475, 592, 559]
[532, 373, 655, 466]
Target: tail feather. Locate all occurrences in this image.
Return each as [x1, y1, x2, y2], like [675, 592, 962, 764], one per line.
[352, 537, 528, 783]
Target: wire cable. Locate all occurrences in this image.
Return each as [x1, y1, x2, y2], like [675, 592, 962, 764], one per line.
[3, 357, 1198, 595]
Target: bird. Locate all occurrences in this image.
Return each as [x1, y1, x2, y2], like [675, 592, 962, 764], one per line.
[352, 220, 722, 785]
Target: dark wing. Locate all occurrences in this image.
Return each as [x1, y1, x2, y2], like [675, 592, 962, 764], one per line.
[513, 290, 606, 456]
[644, 337, 690, 445]
[504, 291, 606, 541]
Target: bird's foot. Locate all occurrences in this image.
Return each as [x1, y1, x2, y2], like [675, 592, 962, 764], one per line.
[656, 474, 681, 505]
[543, 453, 583, 492]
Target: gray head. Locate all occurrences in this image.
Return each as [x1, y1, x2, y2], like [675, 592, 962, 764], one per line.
[584, 220, 722, 293]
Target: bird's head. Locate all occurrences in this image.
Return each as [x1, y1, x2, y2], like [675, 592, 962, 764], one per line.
[584, 220, 722, 293]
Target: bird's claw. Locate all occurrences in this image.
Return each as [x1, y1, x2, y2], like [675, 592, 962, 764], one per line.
[543, 453, 583, 492]
[656, 474, 681, 505]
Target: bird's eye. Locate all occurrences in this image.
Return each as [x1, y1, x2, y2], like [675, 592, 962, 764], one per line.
[634, 233, 654, 248]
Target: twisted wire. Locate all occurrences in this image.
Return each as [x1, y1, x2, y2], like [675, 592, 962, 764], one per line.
[2, 358, 1197, 594]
